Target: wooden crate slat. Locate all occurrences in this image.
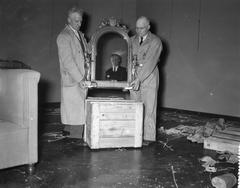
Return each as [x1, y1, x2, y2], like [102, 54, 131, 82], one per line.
[212, 131, 240, 142]
[204, 136, 240, 154]
[99, 112, 136, 120]
[85, 99, 143, 149]
[90, 103, 100, 148]
[134, 103, 143, 147]
[100, 120, 135, 128]
[225, 126, 240, 132]
[218, 129, 240, 136]
[100, 127, 136, 138]
[99, 104, 136, 113]
[99, 137, 136, 149]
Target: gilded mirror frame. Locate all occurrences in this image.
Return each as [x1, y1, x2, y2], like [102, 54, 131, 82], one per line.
[85, 18, 132, 89]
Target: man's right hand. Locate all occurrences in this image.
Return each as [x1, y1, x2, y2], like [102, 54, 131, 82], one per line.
[80, 81, 97, 88]
[89, 81, 97, 88]
[79, 80, 86, 88]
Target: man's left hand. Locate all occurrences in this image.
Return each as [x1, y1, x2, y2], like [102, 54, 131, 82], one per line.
[130, 78, 140, 91]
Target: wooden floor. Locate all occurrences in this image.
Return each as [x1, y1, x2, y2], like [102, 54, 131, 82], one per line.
[0, 105, 239, 188]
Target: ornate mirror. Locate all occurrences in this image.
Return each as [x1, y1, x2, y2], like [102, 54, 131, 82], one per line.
[85, 18, 133, 89]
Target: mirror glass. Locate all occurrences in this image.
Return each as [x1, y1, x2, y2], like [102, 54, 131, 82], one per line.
[95, 32, 128, 81]
[86, 18, 132, 89]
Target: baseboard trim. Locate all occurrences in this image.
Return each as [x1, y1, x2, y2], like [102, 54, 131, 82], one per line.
[40, 102, 240, 121]
[158, 107, 240, 122]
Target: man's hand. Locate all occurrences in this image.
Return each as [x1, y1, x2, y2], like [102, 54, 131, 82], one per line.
[79, 80, 86, 88]
[130, 78, 140, 91]
[80, 81, 98, 88]
[89, 81, 97, 88]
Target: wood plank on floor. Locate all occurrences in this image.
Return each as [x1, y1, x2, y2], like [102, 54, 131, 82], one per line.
[204, 126, 240, 154]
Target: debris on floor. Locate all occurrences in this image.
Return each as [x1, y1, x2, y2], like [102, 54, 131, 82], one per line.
[199, 153, 238, 187]
[211, 173, 237, 188]
[42, 131, 68, 142]
[200, 156, 218, 172]
[160, 114, 239, 188]
[157, 139, 174, 151]
[217, 151, 238, 164]
[170, 165, 178, 188]
[204, 126, 240, 154]
[160, 118, 230, 143]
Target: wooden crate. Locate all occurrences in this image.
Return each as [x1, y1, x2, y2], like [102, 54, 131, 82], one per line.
[84, 98, 143, 149]
[204, 127, 240, 154]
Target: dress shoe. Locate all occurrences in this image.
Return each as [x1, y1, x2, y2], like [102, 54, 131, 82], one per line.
[62, 130, 70, 137]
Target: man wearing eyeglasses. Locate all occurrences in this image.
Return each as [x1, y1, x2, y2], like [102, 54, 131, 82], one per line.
[130, 16, 162, 145]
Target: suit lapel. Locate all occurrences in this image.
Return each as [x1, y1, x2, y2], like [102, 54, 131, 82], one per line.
[143, 33, 151, 45]
[132, 32, 153, 60]
[78, 32, 86, 54]
[66, 26, 86, 53]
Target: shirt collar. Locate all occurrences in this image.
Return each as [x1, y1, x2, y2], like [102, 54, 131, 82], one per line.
[139, 34, 148, 42]
[113, 66, 118, 72]
[68, 25, 79, 38]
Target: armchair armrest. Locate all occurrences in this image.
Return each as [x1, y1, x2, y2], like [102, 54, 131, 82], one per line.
[0, 69, 40, 127]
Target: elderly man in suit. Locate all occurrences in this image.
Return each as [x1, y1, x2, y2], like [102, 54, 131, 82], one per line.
[130, 16, 162, 145]
[105, 53, 127, 81]
[56, 6, 88, 138]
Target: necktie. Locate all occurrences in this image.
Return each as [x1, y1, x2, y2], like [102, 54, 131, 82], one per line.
[78, 31, 85, 53]
[139, 37, 143, 45]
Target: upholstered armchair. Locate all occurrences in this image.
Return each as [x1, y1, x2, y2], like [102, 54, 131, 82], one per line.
[0, 69, 40, 173]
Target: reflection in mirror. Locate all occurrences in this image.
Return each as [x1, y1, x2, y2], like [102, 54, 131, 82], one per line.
[86, 18, 132, 89]
[96, 32, 128, 81]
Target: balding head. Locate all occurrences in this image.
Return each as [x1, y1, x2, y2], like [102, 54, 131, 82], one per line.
[110, 53, 121, 67]
[136, 16, 150, 26]
[136, 16, 150, 37]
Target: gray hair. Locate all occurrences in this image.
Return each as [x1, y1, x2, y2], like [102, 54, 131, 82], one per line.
[68, 6, 83, 17]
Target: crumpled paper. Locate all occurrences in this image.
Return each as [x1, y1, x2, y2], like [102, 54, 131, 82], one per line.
[163, 118, 227, 143]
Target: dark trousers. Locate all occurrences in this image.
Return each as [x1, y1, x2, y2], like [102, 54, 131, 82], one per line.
[64, 125, 84, 139]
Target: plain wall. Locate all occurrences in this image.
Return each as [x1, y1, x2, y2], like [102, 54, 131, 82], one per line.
[137, 0, 240, 117]
[0, 0, 239, 117]
[0, 0, 137, 103]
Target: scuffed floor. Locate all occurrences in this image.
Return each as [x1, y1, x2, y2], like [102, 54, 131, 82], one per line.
[0, 107, 239, 188]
